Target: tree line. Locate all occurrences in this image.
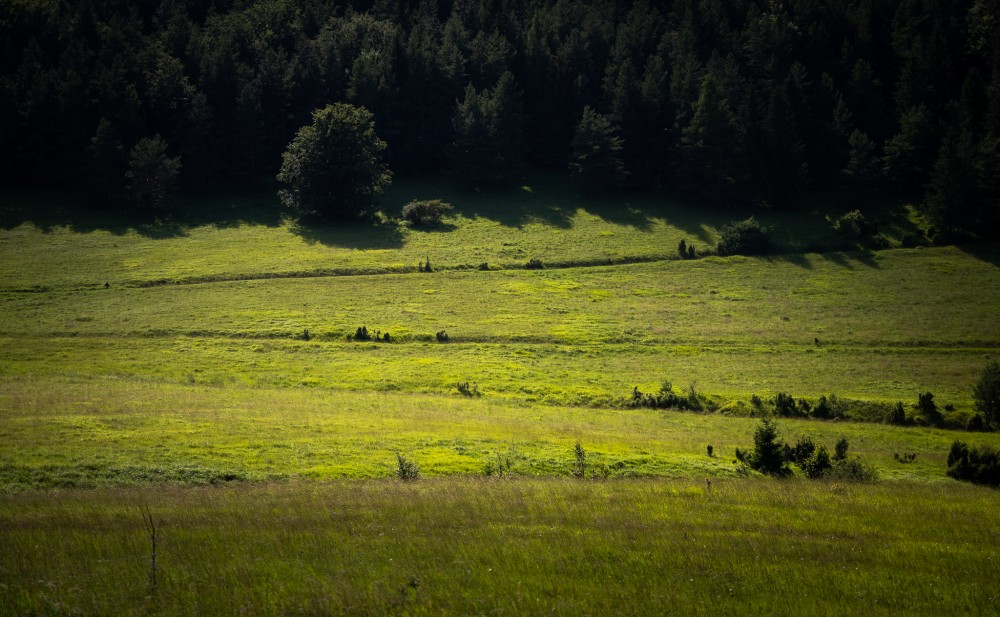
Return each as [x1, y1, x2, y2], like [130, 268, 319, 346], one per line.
[2, 0, 998, 233]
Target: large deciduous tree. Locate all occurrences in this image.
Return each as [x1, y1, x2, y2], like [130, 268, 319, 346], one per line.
[277, 103, 392, 219]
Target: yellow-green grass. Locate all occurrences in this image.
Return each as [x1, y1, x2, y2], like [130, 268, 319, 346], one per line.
[0, 173, 924, 291]
[2, 479, 998, 616]
[0, 337, 991, 407]
[3, 377, 998, 489]
[3, 248, 997, 347]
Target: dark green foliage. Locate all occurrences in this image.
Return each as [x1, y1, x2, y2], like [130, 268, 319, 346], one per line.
[828, 458, 879, 482]
[789, 436, 816, 466]
[629, 383, 704, 412]
[351, 326, 389, 342]
[801, 445, 832, 479]
[834, 210, 878, 242]
[571, 442, 587, 479]
[450, 72, 525, 187]
[456, 382, 480, 397]
[916, 392, 942, 426]
[394, 453, 420, 481]
[569, 106, 627, 192]
[419, 257, 433, 273]
[894, 452, 918, 464]
[736, 419, 790, 477]
[887, 402, 908, 425]
[126, 136, 181, 211]
[525, 259, 544, 270]
[973, 361, 1000, 426]
[352, 326, 371, 342]
[773, 392, 797, 417]
[435, 330, 449, 343]
[717, 218, 770, 256]
[402, 200, 452, 226]
[277, 103, 391, 219]
[947, 441, 1000, 486]
[678, 239, 698, 259]
[834, 438, 849, 462]
[706, 445, 713, 458]
[812, 396, 832, 420]
[966, 414, 987, 432]
[484, 451, 513, 477]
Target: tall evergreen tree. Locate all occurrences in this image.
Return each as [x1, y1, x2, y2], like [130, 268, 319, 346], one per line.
[569, 106, 626, 192]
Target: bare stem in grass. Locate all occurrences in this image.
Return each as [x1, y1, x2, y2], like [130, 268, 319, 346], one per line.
[140, 505, 158, 594]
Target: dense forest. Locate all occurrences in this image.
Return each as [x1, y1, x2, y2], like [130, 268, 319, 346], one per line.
[2, 0, 998, 233]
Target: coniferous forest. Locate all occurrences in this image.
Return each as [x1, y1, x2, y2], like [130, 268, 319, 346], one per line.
[2, 0, 999, 235]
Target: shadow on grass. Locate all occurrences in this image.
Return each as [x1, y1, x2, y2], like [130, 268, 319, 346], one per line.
[956, 242, 1000, 267]
[292, 214, 405, 250]
[0, 188, 287, 239]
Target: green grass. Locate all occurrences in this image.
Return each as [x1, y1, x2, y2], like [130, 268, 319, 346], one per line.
[0, 173, 927, 290]
[3, 377, 998, 490]
[2, 478, 998, 616]
[2, 178, 999, 614]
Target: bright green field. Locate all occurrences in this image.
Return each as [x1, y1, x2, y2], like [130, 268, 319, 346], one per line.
[2, 178, 999, 615]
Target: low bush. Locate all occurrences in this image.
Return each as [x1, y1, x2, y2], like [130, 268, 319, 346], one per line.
[572, 442, 587, 478]
[435, 330, 449, 343]
[525, 258, 544, 270]
[834, 209, 878, 242]
[394, 453, 420, 480]
[735, 419, 790, 477]
[828, 457, 879, 482]
[947, 441, 1000, 486]
[894, 452, 918, 463]
[628, 382, 708, 411]
[916, 391, 942, 426]
[456, 382, 480, 397]
[402, 199, 452, 226]
[801, 445, 832, 478]
[717, 217, 770, 256]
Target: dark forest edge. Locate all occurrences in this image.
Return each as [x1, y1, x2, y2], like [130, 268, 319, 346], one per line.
[2, 0, 999, 239]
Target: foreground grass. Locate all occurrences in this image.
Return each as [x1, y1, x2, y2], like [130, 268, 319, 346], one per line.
[2, 478, 997, 616]
[3, 377, 998, 490]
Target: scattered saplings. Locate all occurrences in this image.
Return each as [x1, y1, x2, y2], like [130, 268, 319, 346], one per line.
[735, 419, 878, 481]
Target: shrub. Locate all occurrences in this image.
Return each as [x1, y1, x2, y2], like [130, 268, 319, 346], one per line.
[628, 383, 703, 411]
[735, 418, 790, 477]
[478, 262, 490, 271]
[828, 457, 879, 482]
[419, 257, 433, 272]
[402, 199, 453, 226]
[916, 391, 942, 426]
[801, 445, 832, 478]
[886, 401, 907, 425]
[456, 382, 480, 397]
[812, 396, 832, 419]
[894, 452, 918, 463]
[352, 325, 371, 341]
[395, 453, 420, 480]
[947, 441, 1000, 486]
[834, 437, 849, 461]
[525, 258, 544, 269]
[966, 414, 987, 432]
[484, 451, 513, 477]
[707, 445, 714, 457]
[789, 436, 816, 465]
[717, 217, 770, 256]
[435, 330, 449, 343]
[834, 209, 877, 241]
[572, 442, 587, 478]
[773, 392, 797, 417]
[973, 360, 1000, 426]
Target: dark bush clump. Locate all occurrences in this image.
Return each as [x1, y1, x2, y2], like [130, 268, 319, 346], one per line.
[801, 445, 832, 478]
[352, 325, 371, 341]
[717, 217, 770, 256]
[886, 401, 908, 425]
[947, 441, 1000, 486]
[402, 199, 452, 226]
[629, 382, 705, 411]
[828, 457, 879, 482]
[973, 360, 1000, 426]
[456, 381, 480, 397]
[834, 209, 878, 242]
[916, 391, 942, 426]
[435, 330, 449, 342]
[834, 437, 849, 461]
[773, 392, 797, 417]
[735, 418, 790, 477]
[525, 258, 544, 269]
[572, 442, 587, 478]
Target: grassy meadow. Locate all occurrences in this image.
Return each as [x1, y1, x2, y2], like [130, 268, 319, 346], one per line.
[2, 175, 999, 614]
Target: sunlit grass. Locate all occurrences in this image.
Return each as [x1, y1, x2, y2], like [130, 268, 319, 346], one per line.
[3, 377, 998, 490]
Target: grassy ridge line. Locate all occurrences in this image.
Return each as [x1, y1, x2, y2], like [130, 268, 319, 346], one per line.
[0, 338, 991, 405]
[2, 479, 998, 615]
[3, 248, 998, 347]
[0, 253, 677, 292]
[3, 377, 998, 490]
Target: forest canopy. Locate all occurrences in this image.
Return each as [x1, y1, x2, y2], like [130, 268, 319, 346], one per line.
[2, 0, 998, 233]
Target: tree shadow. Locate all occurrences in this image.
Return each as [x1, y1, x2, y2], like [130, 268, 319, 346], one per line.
[956, 242, 1000, 267]
[291, 214, 405, 250]
[0, 188, 287, 238]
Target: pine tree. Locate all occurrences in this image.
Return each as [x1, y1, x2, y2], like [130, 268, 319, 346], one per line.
[569, 106, 626, 192]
